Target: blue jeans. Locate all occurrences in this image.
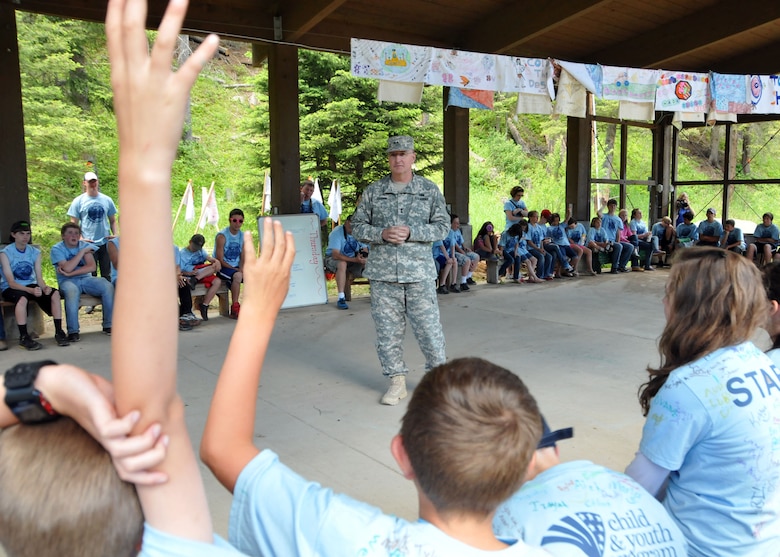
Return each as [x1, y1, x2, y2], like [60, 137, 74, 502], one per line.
[500, 251, 521, 279]
[59, 277, 114, 333]
[528, 248, 553, 278]
[546, 243, 573, 271]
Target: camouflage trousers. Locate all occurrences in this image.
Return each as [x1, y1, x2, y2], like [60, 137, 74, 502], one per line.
[370, 280, 446, 377]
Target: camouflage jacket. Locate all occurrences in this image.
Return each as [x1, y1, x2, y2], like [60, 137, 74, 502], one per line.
[352, 174, 449, 283]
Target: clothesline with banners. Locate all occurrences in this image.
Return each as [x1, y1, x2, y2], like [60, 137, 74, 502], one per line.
[350, 38, 780, 120]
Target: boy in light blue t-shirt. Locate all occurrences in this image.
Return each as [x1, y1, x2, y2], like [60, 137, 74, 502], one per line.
[201, 220, 552, 557]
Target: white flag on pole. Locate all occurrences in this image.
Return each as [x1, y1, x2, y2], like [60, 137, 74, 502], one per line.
[203, 183, 219, 226]
[184, 180, 196, 222]
[313, 178, 324, 204]
[262, 172, 272, 213]
[327, 179, 342, 223]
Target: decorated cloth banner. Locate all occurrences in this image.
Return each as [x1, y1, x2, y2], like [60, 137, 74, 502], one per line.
[748, 75, 780, 114]
[655, 71, 710, 112]
[378, 80, 424, 103]
[516, 93, 552, 115]
[553, 68, 587, 118]
[710, 73, 752, 114]
[602, 66, 659, 102]
[558, 61, 602, 95]
[427, 48, 498, 90]
[618, 101, 655, 121]
[495, 57, 555, 98]
[351, 39, 431, 82]
[448, 88, 494, 110]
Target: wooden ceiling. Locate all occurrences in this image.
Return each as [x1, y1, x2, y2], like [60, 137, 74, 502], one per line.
[7, 0, 780, 74]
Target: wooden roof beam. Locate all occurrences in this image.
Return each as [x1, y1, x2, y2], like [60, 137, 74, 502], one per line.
[588, 0, 780, 69]
[280, 0, 349, 42]
[710, 39, 780, 74]
[460, 0, 611, 54]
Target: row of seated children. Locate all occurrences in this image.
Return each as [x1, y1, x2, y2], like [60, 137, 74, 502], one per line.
[672, 209, 780, 265]
[433, 214, 480, 294]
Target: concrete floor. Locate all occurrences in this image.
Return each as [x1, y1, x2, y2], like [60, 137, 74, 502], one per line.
[1, 269, 770, 544]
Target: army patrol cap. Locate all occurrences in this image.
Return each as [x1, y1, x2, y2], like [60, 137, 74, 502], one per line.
[387, 135, 414, 153]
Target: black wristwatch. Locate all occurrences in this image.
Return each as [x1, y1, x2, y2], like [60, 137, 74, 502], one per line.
[4, 360, 60, 424]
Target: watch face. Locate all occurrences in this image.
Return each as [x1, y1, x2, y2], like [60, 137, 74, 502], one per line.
[14, 401, 56, 423]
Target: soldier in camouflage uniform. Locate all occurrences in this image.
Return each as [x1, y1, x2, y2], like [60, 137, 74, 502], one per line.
[352, 135, 450, 405]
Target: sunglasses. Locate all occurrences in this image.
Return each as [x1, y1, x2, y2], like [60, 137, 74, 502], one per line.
[231, 218, 244, 223]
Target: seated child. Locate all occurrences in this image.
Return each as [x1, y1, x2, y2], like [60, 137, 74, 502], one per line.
[0, 220, 69, 349]
[200, 218, 552, 557]
[433, 239, 455, 295]
[566, 217, 595, 276]
[1, 0, 247, 554]
[675, 211, 698, 248]
[178, 233, 223, 320]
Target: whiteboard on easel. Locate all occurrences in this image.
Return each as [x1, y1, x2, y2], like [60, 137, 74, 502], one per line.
[257, 214, 327, 309]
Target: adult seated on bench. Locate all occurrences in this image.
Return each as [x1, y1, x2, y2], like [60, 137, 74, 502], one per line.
[325, 214, 367, 310]
[1, 220, 69, 350]
[50, 222, 114, 342]
[746, 212, 780, 266]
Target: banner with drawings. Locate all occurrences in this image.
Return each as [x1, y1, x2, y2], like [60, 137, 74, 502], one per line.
[351, 38, 780, 116]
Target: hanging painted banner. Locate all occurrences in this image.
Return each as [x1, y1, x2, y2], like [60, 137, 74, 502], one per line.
[350, 38, 431, 82]
[748, 75, 780, 114]
[602, 66, 659, 102]
[377, 80, 425, 103]
[495, 57, 554, 98]
[710, 73, 752, 114]
[553, 68, 587, 118]
[448, 88, 494, 110]
[655, 71, 710, 112]
[558, 61, 602, 96]
[426, 48, 498, 90]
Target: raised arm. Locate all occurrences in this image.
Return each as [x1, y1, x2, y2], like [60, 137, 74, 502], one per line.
[201, 220, 295, 492]
[105, 0, 219, 540]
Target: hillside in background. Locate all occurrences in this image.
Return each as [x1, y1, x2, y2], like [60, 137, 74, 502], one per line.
[15, 13, 780, 284]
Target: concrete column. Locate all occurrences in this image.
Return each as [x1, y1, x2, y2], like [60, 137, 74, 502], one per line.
[267, 44, 301, 215]
[443, 89, 470, 222]
[0, 6, 30, 238]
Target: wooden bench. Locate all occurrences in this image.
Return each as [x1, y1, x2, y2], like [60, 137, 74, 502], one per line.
[344, 272, 368, 302]
[191, 282, 231, 316]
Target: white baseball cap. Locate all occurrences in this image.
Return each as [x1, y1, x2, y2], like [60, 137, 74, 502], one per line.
[84, 171, 98, 181]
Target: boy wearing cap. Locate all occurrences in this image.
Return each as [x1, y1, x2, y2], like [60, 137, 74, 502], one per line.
[67, 171, 118, 280]
[0, 220, 69, 349]
[493, 417, 687, 557]
[696, 208, 723, 247]
[178, 234, 222, 321]
[351, 135, 450, 405]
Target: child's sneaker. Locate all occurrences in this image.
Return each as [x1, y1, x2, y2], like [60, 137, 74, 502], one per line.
[337, 298, 349, 310]
[230, 302, 241, 319]
[199, 303, 210, 321]
[54, 331, 70, 347]
[19, 335, 42, 351]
